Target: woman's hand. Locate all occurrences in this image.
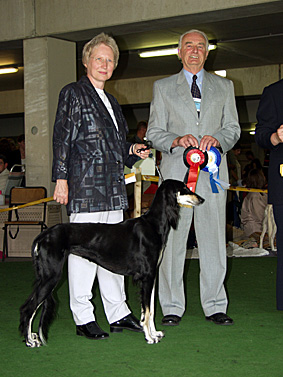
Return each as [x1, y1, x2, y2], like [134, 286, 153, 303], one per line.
[53, 179, 69, 205]
[131, 143, 151, 160]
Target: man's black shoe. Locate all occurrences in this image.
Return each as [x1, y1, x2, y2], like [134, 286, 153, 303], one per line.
[76, 321, 109, 339]
[162, 315, 181, 326]
[205, 312, 234, 325]
[110, 313, 143, 333]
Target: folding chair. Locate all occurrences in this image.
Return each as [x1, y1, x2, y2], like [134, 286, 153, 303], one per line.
[2, 186, 47, 261]
[4, 164, 26, 203]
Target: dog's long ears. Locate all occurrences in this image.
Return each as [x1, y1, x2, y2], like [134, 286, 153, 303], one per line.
[164, 190, 180, 230]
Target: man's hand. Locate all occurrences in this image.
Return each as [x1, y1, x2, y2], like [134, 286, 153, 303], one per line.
[271, 124, 283, 146]
[199, 135, 220, 151]
[53, 179, 68, 205]
[171, 134, 219, 151]
[171, 134, 199, 149]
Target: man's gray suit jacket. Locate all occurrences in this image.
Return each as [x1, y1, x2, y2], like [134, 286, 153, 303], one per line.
[147, 69, 241, 186]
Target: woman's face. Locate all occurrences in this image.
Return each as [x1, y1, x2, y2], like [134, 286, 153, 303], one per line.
[85, 43, 115, 89]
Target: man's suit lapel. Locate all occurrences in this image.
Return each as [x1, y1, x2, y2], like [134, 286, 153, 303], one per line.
[200, 71, 214, 120]
[176, 71, 198, 117]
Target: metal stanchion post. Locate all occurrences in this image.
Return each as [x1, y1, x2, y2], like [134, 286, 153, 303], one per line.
[134, 168, 142, 218]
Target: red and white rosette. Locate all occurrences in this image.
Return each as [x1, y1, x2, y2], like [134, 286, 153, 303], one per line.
[183, 147, 208, 192]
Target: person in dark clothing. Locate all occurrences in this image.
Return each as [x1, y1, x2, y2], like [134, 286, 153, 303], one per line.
[255, 79, 283, 311]
[130, 120, 148, 143]
[52, 32, 150, 340]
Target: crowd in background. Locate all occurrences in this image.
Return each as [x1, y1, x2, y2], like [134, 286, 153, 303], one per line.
[227, 142, 270, 248]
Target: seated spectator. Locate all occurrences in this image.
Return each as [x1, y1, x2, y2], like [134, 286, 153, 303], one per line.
[241, 168, 267, 246]
[227, 142, 242, 186]
[242, 150, 263, 183]
[17, 134, 26, 166]
[0, 154, 9, 193]
[10, 134, 25, 171]
[129, 121, 148, 144]
[0, 138, 13, 170]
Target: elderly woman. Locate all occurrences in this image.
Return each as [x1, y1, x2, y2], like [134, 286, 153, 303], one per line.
[52, 33, 150, 340]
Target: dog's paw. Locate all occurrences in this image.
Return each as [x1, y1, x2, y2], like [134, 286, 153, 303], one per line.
[153, 330, 165, 339]
[143, 327, 159, 344]
[145, 331, 164, 344]
[26, 333, 42, 348]
[145, 335, 161, 344]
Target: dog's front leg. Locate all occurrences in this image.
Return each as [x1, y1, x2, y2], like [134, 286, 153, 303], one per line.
[140, 281, 164, 344]
[141, 308, 155, 344]
[148, 282, 164, 342]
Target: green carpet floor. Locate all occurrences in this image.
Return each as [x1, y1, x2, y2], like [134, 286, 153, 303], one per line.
[1, 257, 283, 377]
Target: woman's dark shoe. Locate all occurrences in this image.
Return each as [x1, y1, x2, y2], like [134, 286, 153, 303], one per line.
[110, 313, 143, 333]
[76, 321, 109, 339]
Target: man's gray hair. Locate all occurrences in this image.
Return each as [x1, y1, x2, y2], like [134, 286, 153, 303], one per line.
[178, 29, 209, 51]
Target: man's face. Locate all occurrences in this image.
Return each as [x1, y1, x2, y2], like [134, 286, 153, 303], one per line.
[0, 159, 7, 173]
[178, 32, 209, 74]
[234, 148, 241, 156]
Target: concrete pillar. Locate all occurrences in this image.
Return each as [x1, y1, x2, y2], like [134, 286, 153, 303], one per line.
[24, 37, 76, 196]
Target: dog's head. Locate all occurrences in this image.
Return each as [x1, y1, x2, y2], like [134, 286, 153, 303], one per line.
[158, 179, 204, 229]
[161, 179, 204, 207]
[176, 185, 204, 207]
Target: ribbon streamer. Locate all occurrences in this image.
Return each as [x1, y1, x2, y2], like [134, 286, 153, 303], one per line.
[203, 147, 230, 193]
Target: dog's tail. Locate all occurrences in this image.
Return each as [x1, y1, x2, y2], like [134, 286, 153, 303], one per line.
[19, 278, 57, 345]
[19, 237, 65, 345]
[19, 284, 56, 341]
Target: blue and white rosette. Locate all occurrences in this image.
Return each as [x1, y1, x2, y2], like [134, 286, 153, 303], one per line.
[203, 147, 230, 193]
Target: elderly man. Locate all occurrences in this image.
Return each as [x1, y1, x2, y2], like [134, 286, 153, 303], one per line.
[147, 29, 240, 326]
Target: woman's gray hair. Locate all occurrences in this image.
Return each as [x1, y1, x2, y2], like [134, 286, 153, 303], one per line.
[82, 32, 119, 68]
[178, 29, 209, 51]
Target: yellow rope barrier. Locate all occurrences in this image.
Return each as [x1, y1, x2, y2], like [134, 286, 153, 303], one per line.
[228, 186, 267, 193]
[0, 175, 266, 215]
[0, 197, 54, 213]
[141, 175, 268, 194]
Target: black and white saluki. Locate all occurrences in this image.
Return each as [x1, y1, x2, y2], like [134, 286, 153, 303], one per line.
[19, 179, 204, 347]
